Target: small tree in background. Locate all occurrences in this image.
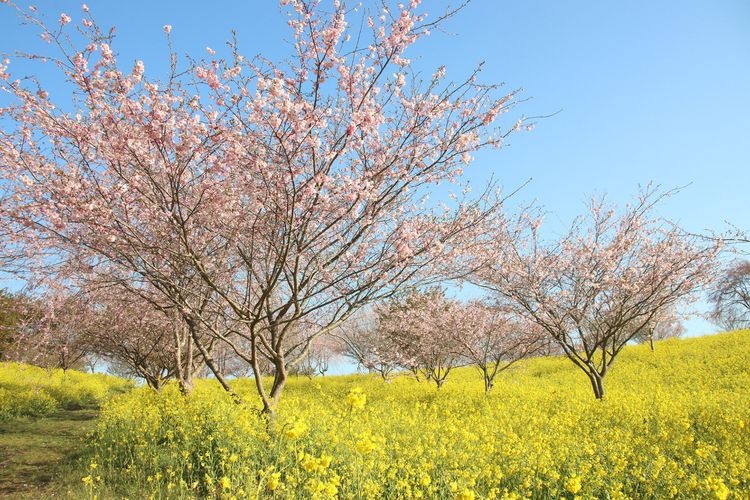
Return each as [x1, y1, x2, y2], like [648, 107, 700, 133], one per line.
[709, 260, 750, 331]
[0, 290, 26, 361]
[377, 289, 464, 388]
[631, 306, 685, 352]
[454, 301, 546, 392]
[10, 294, 91, 372]
[474, 188, 720, 399]
[334, 310, 406, 381]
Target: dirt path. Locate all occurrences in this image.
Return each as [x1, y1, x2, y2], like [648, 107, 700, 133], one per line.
[0, 409, 97, 499]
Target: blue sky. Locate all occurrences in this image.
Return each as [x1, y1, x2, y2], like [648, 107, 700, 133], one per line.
[2, 0, 749, 343]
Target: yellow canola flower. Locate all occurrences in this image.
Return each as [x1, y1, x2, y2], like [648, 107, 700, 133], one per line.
[44, 330, 750, 499]
[267, 472, 281, 491]
[565, 476, 582, 495]
[285, 418, 309, 439]
[356, 435, 376, 454]
[456, 488, 476, 500]
[346, 387, 367, 410]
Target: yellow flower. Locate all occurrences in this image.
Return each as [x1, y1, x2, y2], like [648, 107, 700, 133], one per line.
[267, 472, 281, 491]
[220, 476, 231, 489]
[346, 387, 367, 410]
[356, 435, 376, 454]
[457, 488, 475, 500]
[565, 476, 582, 495]
[285, 418, 309, 439]
[301, 454, 318, 473]
[325, 482, 338, 496]
[707, 478, 729, 500]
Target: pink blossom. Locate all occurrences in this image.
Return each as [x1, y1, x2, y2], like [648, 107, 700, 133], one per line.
[163, 24, 172, 34]
[132, 60, 145, 79]
[59, 13, 71, 25]
[100, 43, 113, 61]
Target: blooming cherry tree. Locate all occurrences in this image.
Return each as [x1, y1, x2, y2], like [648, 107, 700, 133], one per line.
[474, 188, 720, 399]
[0, 1, 524, 412]
[631, 306, 685, 352]
[453, 301, 546, 392]
[709, 260, 750, 330]
[377, 288, 464, 388]
[334, 309, 405, 381]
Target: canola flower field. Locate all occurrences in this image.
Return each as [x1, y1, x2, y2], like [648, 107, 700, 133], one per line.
[0, 362, 132, 420]
[2, 331, 749, 499]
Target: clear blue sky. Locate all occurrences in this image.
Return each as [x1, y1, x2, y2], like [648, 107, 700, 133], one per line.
[2, 0, 749, 343]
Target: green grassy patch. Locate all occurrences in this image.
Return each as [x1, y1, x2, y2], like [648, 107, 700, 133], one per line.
[0, 408, 98, 499]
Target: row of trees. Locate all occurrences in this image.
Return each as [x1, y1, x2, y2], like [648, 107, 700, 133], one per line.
[338, 189, 726, 399]
[0, 1, 745, 408]
[337, 289, 547, 392]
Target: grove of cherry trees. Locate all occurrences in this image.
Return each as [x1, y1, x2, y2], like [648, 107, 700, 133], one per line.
[0, 0, 740, 410]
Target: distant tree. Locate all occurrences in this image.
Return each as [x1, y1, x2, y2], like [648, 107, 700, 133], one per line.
[631, 307, 685, 352]
[333, 310, 403, 381]
[84, 296, 190, 390]
[14, 294, 91, 372]
[474, 188, 720, 399]
[378, 289, 464, 388]
[454, 301, 546, 392]
[709, 260, 750, 331]
[0, 290, 28, 360]
[288, 334, 336, 378]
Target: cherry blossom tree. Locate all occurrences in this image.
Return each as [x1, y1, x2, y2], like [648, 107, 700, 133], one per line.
[294, 333, 338, 377]
[377, 289, 464, 388]
[631, 306, 685, 352]
[474, 188, 720, 399]
[334, 308, 408, 380]
[0, 289, 35, 361]
[454, 301, 546, 392]
[81, 291, 204, 389]
[709, 260, 750, 331]
[7, 293, 91, 372]
[0, 1, 525, 412]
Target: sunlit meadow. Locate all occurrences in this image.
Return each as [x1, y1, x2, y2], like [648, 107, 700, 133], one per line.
[71, 331, 750, 499]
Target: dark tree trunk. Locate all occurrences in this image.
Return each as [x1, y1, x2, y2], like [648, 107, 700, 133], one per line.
[587, 370, 605, 399]
[483, 374, 494, 393]
[269, 357, 287, 410]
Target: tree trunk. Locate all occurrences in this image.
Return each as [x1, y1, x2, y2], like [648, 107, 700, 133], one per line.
[649, 336, 655, 352]
[587, 370, 605, 399]
[145, 374, 163, 391]
[188, 325, 242, 404]
[173, 324, 192, 394]
[177, 332, 194, 394]
[483, 372, 494, 393]
[268, 357, 288, 412]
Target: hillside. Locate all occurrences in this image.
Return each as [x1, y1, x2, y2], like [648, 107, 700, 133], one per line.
[75, 330, 750, 499]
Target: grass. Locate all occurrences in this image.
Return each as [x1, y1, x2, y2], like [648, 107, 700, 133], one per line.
[0, 408, 98, 499]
